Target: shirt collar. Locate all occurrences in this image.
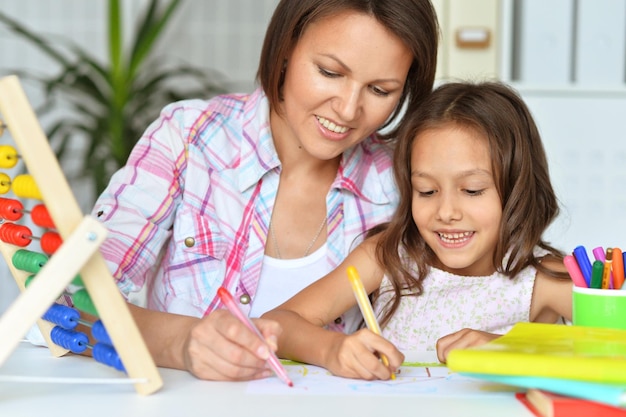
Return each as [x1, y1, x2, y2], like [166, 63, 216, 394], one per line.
[334, 138, 393, 205]
[238, 88, 280, 192]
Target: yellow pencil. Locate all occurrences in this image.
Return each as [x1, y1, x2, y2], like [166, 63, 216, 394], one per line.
[346, 265, 395, 380]
[602, 248, 613, 289]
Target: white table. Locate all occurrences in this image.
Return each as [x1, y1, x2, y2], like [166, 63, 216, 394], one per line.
[0, 342, 534, 417]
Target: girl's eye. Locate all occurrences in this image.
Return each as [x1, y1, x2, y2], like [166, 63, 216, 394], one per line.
[370, 85, 390, 97]
[318, 67, 340, 78]
[417, 190, 435, 197]
[465, 189, 485, 196]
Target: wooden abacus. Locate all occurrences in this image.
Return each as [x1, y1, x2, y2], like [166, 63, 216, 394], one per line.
[0, 75, 162, 395]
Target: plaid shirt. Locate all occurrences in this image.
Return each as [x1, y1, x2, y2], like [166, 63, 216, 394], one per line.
[92, 88, 398, 318]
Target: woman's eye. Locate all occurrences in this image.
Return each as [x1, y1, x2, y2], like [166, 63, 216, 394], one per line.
[318, 67, 340, 78]
[370, 85, 390, 97]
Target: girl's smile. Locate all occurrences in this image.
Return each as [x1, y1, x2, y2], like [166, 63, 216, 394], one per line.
[436, 230, 475, 248]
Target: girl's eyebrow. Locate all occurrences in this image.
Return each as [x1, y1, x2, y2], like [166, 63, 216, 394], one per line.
[457, 169, 493, 178]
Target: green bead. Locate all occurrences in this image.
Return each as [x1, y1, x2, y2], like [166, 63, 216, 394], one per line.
[72, 289, 98, 316]
[24, 274, 36, 287]
[71, 275, 84, 286]
[12, 249, 48, 273]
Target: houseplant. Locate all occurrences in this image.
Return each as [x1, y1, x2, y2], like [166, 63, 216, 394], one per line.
[0, 0, 226, 201]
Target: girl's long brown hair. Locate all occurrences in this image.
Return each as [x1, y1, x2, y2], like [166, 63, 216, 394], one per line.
[372, 81, 568, 328]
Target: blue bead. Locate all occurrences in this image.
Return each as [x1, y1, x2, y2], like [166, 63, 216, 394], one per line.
[93, 343, 125, 372]
[50, 326, 88, 353]
[91, 320, 112, 344]
[42, 304, 79, 329]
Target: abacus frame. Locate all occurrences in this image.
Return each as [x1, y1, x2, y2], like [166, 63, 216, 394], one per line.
[0, 75, 162, 395]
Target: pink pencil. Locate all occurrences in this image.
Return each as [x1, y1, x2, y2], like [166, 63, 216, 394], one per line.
[592, 246, 606, 262]
[217, 287, 293, 387]
[564, 255, 588, 288]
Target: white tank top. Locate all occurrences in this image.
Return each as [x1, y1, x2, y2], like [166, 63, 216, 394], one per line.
[249, 244, 330, 318]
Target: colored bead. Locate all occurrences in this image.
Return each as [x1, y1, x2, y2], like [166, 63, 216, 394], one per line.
[0, 222, 32, 247]
[12, 174, 42, 200]
[0, 145, 18, 168]
[50, 326, 88, 354]
[24, 274, 36, 287]
[0, 173, 11, 194]
[40, 231, 62, 255]
[11, 249, 48, 273]
[0, 197, 24, 221]
[93, 343, 125, 372]
[31, 204, 54, 228]
[72, 289, 98, 316]
[91, 320, 112, 345]
[43, 304, 80, 329]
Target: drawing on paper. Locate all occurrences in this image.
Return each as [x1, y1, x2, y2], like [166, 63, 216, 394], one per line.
[246, 362, 515, 397]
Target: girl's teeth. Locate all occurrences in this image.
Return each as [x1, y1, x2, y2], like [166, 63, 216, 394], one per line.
[438, 231, 472, 243]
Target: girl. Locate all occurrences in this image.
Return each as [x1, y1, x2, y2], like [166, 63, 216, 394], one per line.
[263, 81, 573, 381]
[90, 0, 439, 381]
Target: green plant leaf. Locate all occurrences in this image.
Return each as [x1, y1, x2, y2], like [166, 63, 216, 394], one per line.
[109, 0, 123, 81]
[128, 0, 181, 80]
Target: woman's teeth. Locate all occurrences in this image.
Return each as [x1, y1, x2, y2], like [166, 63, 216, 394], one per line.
[317, 116, 349, 134]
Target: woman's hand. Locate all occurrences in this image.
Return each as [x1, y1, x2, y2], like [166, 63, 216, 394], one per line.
[182, 309, 282, 381]
[323, 328, 404, 380]
[435, 328, 500, 363]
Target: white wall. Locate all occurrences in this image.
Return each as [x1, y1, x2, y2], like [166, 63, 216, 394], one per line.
[158, 0, 279, 92]
[521, 90, 626, 251]
[500, 0, 626, 253]
[0, 0, 625, 313]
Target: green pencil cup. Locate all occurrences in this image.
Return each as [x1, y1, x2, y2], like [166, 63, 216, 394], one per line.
[573, 287, 626, 330]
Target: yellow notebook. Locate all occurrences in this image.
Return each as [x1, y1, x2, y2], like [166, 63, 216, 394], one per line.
[446, 322, 626, 384]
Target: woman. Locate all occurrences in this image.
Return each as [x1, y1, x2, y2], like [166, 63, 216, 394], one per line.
[92, 0, 439, 381]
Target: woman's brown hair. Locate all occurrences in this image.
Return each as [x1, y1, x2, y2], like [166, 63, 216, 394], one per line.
[373, 81, 568, 327]
[256, 0, 439, 140]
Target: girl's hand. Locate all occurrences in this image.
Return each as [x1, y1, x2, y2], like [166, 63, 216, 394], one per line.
[182, 309, 282, 381]
[435, 328, 501, 363]
[324, 328, 404, 380]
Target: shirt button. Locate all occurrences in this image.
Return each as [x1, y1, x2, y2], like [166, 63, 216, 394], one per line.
[334, 317, 342, 325]
[184, 237, 195, 247]
[239, 294, 251, 305]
